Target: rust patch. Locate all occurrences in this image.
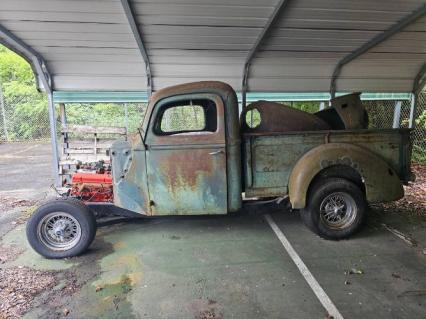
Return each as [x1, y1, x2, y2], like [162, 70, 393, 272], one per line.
[241, 100, 330, 133]
[159, 149, 215, 194]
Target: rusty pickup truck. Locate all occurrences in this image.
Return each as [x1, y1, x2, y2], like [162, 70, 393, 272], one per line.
[27, 81, 412, 258]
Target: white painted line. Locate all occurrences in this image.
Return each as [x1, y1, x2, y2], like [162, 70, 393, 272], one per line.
[265, 214, 344, 319]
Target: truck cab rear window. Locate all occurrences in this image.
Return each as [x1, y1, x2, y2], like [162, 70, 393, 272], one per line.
[156, 99, 217, 135]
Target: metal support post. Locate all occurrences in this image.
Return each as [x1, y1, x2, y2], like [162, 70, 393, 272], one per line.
[124, 103, 129, 134]
[392, 101, 402, 128]
[408, 94, 417, 128]
[48, 93, 60, 186]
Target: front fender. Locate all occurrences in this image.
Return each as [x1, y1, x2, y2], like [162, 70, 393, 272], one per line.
[288, 143, 403, 209]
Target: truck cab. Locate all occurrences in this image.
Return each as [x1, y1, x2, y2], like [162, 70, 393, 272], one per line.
[111, 81, 242, 216]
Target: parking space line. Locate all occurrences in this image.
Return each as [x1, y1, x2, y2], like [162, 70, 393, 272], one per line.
[265, 214, 344, 319]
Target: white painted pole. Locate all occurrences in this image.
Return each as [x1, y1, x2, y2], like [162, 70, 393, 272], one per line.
[47, 93, 60, 187]
[392, 101, 402, 128]
[408, 93, 416, 128]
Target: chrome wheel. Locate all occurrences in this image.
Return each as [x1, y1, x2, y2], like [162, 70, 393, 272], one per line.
[319, 192, 357, 230]
[37, 212, 82, 251]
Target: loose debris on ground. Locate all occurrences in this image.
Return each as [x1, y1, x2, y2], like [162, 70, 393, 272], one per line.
[0, 245, 24, 264]
[0, 267, 56, 319]
[0, 196, 38, 213]
[380, 163, 426, 217]
[381, 223, 418, 247]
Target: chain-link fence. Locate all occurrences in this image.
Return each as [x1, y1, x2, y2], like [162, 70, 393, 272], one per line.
[0, 91, 147, 142]
[61, 103, 147, 134]
[0, 83, 50, 141]
[363, 93, 426, 162]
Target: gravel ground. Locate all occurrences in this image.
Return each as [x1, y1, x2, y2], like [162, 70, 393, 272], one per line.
[0, 244, 24, 265]
[0, 267, 57, 319]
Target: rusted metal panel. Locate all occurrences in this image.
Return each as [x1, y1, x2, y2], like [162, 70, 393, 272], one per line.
[143, 81, 242, 213]
[329, 93, 368, 129]
[244, 129, 410, 204]
[146, 145, 227, 215]
[145, 93, 228, 215]
[287, 143, 404, 209]
[111, 134, 150, 214]
[241, 100, 330, 133]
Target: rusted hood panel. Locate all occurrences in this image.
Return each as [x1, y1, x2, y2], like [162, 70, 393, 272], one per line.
[241, 101, 330, 133]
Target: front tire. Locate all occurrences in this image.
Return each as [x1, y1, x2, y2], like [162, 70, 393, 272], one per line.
[26, 199, 96, 258]
[300, 178, 366, 240]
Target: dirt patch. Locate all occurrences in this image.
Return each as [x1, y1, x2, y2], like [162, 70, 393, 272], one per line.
[0, 245, 24, 264]
[0, 267, 56, 319]
[188, 299, 223, 319]
[377, 163, 426, 217]
[24, 239, 116, 319]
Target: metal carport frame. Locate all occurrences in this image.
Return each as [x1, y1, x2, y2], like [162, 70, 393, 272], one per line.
[241, 0, 291, 107]
[120, 0, 153, 98]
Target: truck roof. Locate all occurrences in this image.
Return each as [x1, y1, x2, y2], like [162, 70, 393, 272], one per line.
[149, 81, 235, 106]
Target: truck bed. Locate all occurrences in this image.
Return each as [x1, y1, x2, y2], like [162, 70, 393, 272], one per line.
[243, 128, 411, 198]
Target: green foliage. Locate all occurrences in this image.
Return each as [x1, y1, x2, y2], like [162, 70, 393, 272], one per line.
[64, 103, 146, 134]
[0, 45, 34, 84]
[416, 109, 426, 128]
[412, 145, 426, 163]
[0, 44, 48, 140]
[412, 109, 426, 163]
[290, 101, 320, 113]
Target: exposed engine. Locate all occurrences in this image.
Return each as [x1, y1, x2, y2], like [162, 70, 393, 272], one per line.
[67, 160, 113, 202]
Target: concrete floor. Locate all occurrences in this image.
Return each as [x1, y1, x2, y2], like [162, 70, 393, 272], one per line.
[0, 142, 53, 197]
[0, 142, 425, 319]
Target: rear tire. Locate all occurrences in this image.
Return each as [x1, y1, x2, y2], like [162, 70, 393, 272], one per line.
[300, 178, 366, 240]
[26, 199, 96, 258]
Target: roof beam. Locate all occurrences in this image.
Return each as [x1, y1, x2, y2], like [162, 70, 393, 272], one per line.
[0, 24, 52, 93]
[120, 0, 153, 97]
[241, 0, 291, 107]
[413, 62, 426, 94]
[330, 3, 426, 98]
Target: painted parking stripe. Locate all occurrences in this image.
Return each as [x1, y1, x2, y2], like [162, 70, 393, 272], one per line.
[265, 214, 344, 319]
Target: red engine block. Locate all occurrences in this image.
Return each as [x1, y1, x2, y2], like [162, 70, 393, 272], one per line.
[70, 172, 113, 202]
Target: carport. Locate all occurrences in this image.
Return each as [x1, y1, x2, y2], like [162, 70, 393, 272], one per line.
[0, 0, 425, 186]
[0, 1, 426, 318]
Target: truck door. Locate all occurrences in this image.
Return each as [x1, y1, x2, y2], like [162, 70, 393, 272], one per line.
[145, 94, 227, 215]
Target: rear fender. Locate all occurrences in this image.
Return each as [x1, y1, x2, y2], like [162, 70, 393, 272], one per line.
[288, 143, 403, 209]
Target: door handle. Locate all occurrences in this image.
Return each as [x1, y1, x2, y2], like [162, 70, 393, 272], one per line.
[209, 150, 224, 155]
